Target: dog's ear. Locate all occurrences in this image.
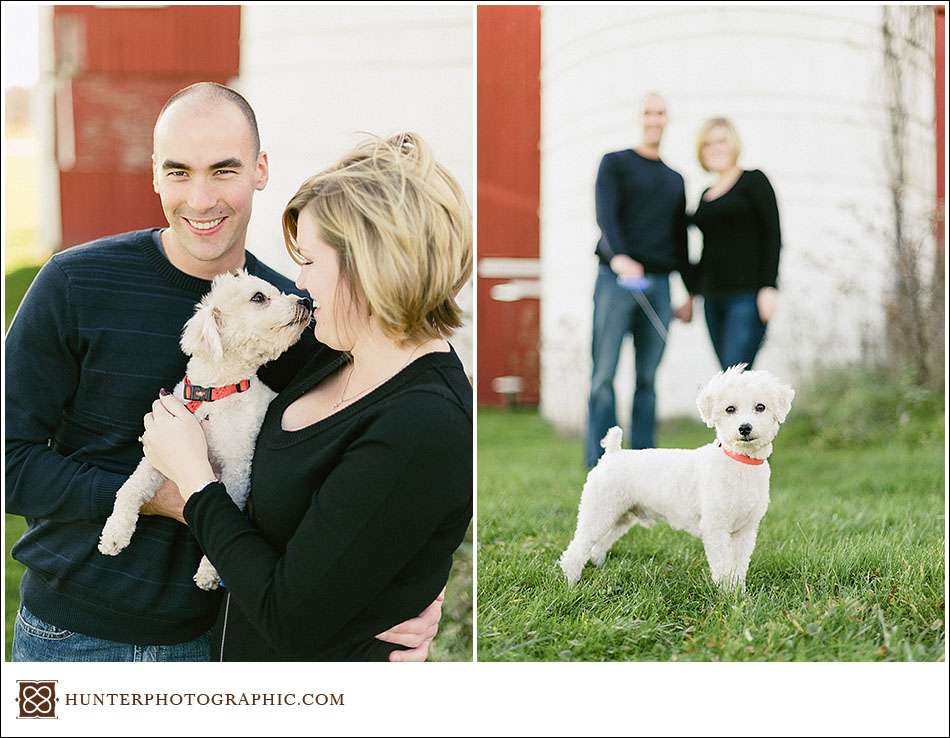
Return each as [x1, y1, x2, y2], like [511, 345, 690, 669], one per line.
[771, 380, 796, 423]
[180, 302, 224, 360]
[695, 375, 721, 429]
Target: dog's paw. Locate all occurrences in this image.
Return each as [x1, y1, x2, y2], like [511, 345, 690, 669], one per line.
[590, 551, 607, 568]
[194, 570, 220, 591]
[558, 556, 582, 586]
[98, 525, 132, 556]
[714, 576, 744, 594]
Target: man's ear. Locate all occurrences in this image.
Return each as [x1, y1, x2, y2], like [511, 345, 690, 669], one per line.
[151, 153, 159, 194]
[255, 150, 269, 191]
[180, 302, 223, 361]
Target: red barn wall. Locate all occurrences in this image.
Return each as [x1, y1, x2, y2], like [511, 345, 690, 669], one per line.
[476, 5, 542, 406]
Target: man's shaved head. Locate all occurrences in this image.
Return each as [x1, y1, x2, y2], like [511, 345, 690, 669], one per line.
[155, 82, 260, 155]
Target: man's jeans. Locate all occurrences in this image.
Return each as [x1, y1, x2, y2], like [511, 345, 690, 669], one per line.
[12, 605, 210, 662]
[586, 266, 672, 468]
[703, 291, 767, 370]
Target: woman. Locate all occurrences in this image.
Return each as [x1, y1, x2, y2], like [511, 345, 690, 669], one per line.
[676, 117, 782, 369]
[140, 133, 473, 661]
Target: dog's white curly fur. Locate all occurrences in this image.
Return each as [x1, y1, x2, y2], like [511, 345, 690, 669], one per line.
[98, 270, 310, 590]
[560, 364, 795, 591]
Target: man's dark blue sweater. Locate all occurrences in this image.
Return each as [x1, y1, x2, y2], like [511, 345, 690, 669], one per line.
[594, 149, 697, 293]
[5, 229, 315, 645]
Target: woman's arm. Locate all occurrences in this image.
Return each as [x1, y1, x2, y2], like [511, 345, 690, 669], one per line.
[673, 187, 699, 296]
[144, 392, 471, 658]
[748, 170, 782, 290]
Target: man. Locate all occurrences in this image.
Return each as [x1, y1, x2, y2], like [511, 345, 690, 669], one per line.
[6, 83, 441, 661]
[585, 92, 697, 468]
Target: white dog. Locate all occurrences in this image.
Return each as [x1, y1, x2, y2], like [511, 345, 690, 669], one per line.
[98, 270, 311, 589]
[560, 365, 794, 591]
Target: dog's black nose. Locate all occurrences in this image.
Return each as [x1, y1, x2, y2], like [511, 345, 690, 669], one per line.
[297, 297, 312, 311]
[738, 423, 752, 437]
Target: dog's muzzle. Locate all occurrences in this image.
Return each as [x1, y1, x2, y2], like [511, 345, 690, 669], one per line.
[288, 298, 312, 326]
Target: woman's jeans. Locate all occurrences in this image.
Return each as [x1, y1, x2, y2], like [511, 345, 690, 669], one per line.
[586, 266, 671, 468]
[703, 291, 767, 370]
[12, 604, 210, 662]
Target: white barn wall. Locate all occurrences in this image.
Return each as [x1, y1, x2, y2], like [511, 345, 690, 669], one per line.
[236, 6, 474, 373]
[539, 5, 935, 434]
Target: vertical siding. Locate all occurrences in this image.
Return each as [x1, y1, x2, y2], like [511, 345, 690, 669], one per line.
[477, 6, 541, 260]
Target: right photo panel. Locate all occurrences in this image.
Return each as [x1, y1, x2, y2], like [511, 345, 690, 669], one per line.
[476, 4, 945, 662]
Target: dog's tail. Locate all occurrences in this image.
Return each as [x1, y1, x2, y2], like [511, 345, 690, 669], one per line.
[600, 426, 623, 454]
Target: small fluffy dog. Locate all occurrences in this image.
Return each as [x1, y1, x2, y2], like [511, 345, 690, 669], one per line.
[560, 365, 794, 591]
[98, 270, 311, 589]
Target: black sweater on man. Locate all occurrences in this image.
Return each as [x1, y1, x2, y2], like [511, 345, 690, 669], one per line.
[4, 229, 314, 645]
[184, 345, 473, 661]
[594, 149, 697, 293]
[689, 169, 782, 296]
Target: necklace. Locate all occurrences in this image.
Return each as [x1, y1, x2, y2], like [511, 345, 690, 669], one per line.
[332, 342, 430, 410]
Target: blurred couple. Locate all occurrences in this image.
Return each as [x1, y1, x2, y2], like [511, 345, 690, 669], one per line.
[586, 92, 782, 468]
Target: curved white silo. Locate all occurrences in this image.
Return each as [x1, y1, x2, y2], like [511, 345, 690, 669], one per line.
[539, 5, 936, 432]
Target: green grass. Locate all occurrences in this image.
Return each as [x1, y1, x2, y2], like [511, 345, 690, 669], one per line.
[5, 263, 42, 330]
[4, 515, 28, 662]
[433, 532, 474, 662]
[477, 409, 945, 661]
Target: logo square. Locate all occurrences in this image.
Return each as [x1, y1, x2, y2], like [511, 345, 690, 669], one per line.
[17, 680, 57, 719]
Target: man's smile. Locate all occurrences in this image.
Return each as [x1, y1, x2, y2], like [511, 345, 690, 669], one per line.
[183, 216, 227, 236]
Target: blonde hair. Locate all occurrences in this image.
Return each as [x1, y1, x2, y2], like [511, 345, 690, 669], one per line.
[696, 117, 741, 172]
[282, 132, 472, 345]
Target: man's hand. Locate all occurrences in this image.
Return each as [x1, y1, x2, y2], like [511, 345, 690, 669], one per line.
[140, 478, 186, 524]
[674, 298, 694, 323]
[757, 287, 778, 324]
[378, 588, 445, 662]
[609, 254, 644, 280]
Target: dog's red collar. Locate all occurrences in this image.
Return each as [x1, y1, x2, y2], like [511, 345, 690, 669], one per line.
[183, 376, 251, 414]
[719, 442, 765, 466]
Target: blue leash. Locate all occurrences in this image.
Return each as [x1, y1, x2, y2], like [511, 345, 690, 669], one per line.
[617, 276, 669, 343]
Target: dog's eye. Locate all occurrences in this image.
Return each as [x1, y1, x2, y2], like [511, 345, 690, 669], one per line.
[755, 403, 766, 412]
[725, 405, 736, 414]
[250, 292, 268, 304]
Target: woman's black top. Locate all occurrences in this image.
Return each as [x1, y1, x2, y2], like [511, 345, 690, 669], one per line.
[689, 169, 782, 297]
[183, 344, 472, 661]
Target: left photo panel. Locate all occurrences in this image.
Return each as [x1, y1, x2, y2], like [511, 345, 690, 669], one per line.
[3, 4, 473, 662]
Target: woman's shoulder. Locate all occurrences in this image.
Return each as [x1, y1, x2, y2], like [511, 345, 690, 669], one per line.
[355, 361, 472, 495]
[741, 169, 778, 204]
[372, 353, 472, 432]
[387, 370, 471, 424]
[744, 168, 773, 186]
